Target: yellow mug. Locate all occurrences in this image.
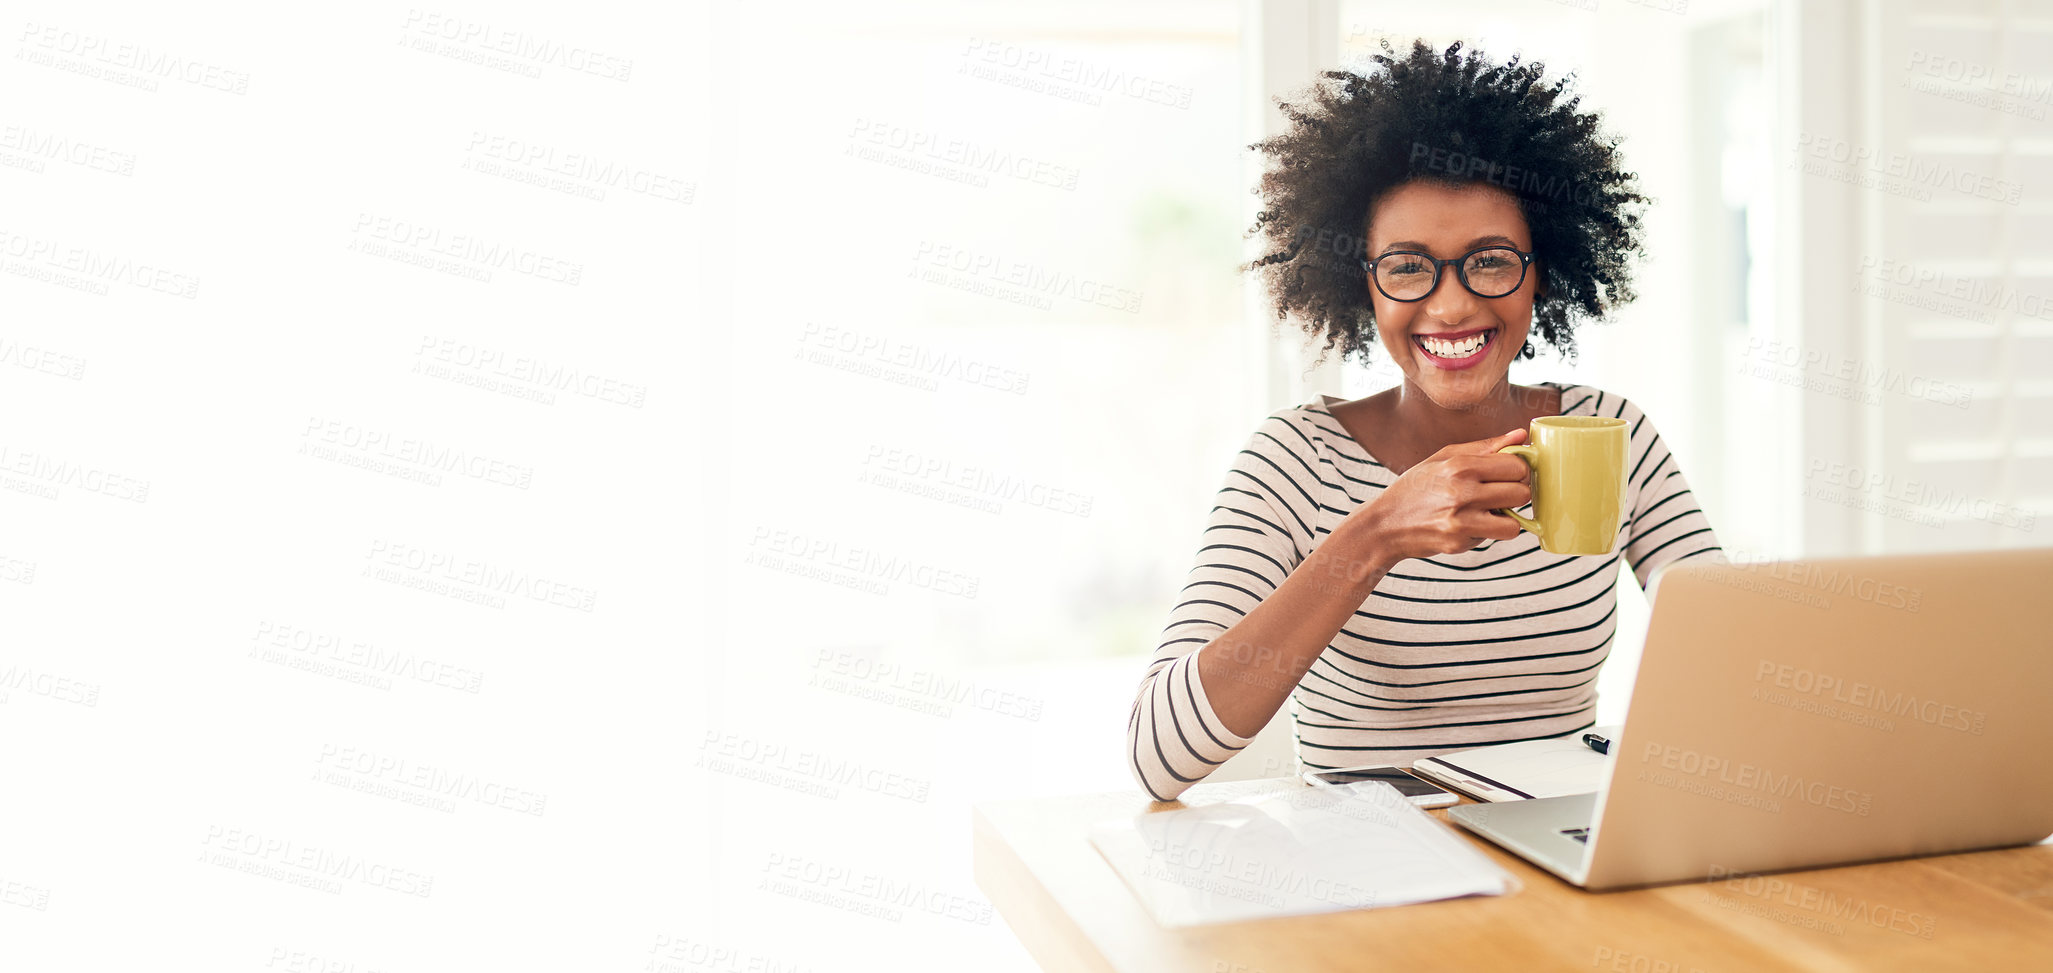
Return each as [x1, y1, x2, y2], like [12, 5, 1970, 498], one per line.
[1496, 416, 1631, 556]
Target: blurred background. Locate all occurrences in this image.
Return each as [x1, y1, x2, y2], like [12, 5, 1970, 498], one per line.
[3, 0, 2044, 970]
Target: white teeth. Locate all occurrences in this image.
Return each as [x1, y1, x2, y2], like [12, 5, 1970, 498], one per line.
[1419, 331, 1491, 358]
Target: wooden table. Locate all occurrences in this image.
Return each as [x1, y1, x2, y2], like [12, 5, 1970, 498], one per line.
[972, 778, 2053, 972]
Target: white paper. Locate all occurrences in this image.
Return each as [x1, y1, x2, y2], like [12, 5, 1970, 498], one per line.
[1415, 724, 1622, 802]
[1089, 781, 1518, 926]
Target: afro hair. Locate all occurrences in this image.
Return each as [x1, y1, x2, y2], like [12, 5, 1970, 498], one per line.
[1244, 38, 1651, 365]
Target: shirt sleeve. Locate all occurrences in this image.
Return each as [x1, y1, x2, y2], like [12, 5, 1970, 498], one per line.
[1126, 412, 1322, 801]
[1617, 398, 1725, 598]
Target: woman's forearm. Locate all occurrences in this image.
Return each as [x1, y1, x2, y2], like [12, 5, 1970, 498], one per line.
[1194, 513, 1397, 738]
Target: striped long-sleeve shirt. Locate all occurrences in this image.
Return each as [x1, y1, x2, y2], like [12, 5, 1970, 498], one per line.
[1127, 382, 1723, 802]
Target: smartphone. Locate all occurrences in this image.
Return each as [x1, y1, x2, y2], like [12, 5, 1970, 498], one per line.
[1301, 765, 1459, 808]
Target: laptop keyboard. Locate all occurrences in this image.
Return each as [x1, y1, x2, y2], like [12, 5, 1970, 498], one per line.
[1559, 827, 1590, 844]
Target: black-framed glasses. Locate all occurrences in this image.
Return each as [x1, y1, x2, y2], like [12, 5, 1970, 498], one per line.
[1360, 245, 1535, 302]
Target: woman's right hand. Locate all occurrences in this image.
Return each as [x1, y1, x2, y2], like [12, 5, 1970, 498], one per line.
[1351, 428, 1536, 563]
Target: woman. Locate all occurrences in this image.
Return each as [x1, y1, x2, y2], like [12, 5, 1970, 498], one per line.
[1128, 40, 1723, 802]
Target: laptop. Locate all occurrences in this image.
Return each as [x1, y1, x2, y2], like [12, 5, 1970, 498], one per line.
[1445, 547, 2053, 891]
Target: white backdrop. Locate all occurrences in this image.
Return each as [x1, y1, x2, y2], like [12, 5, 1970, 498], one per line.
[5, 3, 732, 970]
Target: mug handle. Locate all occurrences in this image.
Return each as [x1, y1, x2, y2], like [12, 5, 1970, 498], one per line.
[1495, 444, 1543, 537]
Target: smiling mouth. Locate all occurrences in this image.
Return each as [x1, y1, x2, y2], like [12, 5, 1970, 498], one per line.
[1414, 328, 1497, 361]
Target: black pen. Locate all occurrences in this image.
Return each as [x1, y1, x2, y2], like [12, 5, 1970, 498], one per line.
[1582, 732, 1610, 755]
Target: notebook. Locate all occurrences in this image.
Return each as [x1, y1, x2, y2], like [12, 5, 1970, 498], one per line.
[1088, 780, 1517, 926]
[1408, 724, 1621, 803]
